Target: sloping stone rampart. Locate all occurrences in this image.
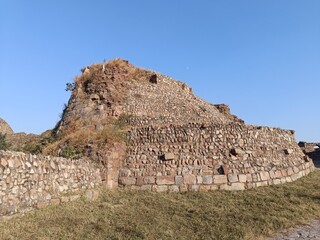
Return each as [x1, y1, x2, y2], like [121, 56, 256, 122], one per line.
[119, 123, 314, 192]
[0, 151, 101, 216]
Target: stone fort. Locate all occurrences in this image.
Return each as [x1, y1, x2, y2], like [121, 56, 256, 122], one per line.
[0, 58, 315, 216]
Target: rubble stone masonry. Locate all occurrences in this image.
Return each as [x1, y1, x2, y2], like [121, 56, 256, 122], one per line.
[0, 151, 101, 216]
[119, 123, 314, 192]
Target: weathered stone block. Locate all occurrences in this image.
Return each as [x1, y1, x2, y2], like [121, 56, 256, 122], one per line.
[175, 176, 184, 185]
[50, 161, 56, 170]
[199, 185, 212, 192]
[119, 168, 131, 177]
[144, 176, 156, 184]
[291, 172, 302, 181]
[190, 185, 200, 192]
[168, 185, 179, 192]
[141, 185, 152, 191]
[179, 185, 188, 192]
[272, 179, 281, 185]
[255, 181, 268, 187]
[156, 176, 175, 185]
[0, 158, 7, 168]
[202, 175, 213, 185]
[280, 178, 287, 184]
[184, 174, 196, 185]
[136, 176, 144, 186]
[7, 160, 14, 169]
[213, 175, 228, 184]
[196, 176, 203, 184]
[260, 171, 270, 181]
[163, 153, 175, 161]
[293, 166, 299, 174]
[275, 170, 282, 178]
[246, 174, 253, 182]
[130, 186, 141, 190]
[220, 183, 245, 191]
[119, 177, 136, 185]
[228, 173, 238, 183]
[155, 185, 168, 192]
[287, 168, 294, 176]
[269, 171, 276, 179]
[238, 174, 247, 183]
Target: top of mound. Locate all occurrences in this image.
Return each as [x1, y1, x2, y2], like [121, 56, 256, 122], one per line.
[56, 58, 239, 137]
[0, 118, 13, 135]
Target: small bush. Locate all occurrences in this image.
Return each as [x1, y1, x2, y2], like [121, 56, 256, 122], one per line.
[60, 145, 83, 159]
[0, 133, 8, 150]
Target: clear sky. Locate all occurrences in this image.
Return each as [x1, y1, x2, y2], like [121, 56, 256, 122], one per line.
[0, 1, 319, 142]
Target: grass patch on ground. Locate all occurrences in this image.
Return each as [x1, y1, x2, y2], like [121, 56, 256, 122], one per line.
[1, 170, 320, 240]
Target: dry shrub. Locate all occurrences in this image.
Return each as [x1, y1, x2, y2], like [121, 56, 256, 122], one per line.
[106, 58, 130, 69]
[127, 67, 150, 81]
[42, 119, 127, 159]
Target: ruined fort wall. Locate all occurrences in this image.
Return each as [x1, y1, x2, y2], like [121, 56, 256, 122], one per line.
[0, 151, 101, 216]
[119, 123, 314, 192]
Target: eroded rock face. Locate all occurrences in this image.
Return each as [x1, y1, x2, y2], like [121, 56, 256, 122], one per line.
[213, 104, 244, 124]
[0, 118, 13, 135]
[55, 58, 230, 137]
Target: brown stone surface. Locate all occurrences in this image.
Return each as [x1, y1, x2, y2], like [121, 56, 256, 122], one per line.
[119, 122, 314, 192]
[214, 175, 228, 184]
[119, 177, 136, 185]
[156, 176, 175, 185]
[56, 58, 229, 140]
[0, 150, 101, 216]
[184, 174, 197, 185]
[0, 118, 13, 135]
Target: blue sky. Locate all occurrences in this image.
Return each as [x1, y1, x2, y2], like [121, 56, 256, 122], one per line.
[0, 1, 319, 142]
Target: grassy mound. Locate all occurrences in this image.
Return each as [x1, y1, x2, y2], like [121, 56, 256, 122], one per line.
[1, 170, 320, 240]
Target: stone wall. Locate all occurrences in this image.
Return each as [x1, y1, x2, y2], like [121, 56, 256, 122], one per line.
[299, 142, 320, 167]
[119, 123, 315, 192]
[0, 151, 101, 216]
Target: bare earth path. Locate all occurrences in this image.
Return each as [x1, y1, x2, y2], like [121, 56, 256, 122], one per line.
[265, 220, 320, 240]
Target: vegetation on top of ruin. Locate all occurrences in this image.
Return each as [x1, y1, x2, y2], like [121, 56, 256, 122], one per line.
[1, 170, 320, 240]
[42, 115, 129, 159]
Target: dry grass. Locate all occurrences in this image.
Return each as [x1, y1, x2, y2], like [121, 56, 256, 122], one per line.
[42, 117, 128, 158]
[1, 170, 320, 240]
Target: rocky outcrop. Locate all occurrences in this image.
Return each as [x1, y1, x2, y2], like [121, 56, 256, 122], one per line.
[0, 118, 13, 135]
[55, 58, 229, 138]
[213, 104, 244, 124]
